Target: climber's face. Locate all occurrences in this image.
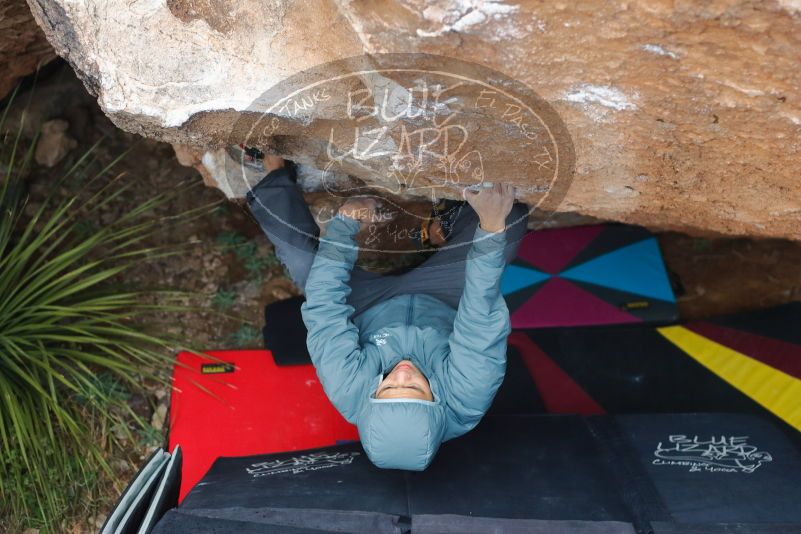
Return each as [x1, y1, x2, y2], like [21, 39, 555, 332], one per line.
[375, 360, 433, 401]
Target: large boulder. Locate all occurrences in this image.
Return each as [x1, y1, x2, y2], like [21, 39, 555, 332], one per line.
[25, 0, 801, 239]
[0, 0, 55, 100]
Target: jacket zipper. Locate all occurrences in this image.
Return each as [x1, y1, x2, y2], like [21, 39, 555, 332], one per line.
[406, 294, 415, 325]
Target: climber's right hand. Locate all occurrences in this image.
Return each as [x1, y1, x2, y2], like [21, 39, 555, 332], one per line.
[464, 182, 516, 233]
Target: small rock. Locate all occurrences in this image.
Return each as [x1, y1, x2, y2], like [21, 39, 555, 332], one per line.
[695, 285, 707, 296]
[271, 287, 292, 300]
[93, 515, 107, 529]
[111, 423, 128, 442]
[239, 280, 263, 301]
[112, 459, 130, 472]
[34, 119, 78, 167]
[151, 403, 168, 432]
[203, 282, 219, 293]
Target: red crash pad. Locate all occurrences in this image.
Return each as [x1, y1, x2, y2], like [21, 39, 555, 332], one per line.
[168, 350, 358, 501]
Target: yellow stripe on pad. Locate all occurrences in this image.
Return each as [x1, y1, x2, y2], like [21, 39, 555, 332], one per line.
[658, 325, 801, 432]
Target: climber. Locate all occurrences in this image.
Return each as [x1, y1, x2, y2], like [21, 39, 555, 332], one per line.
[247, 154, 529, 471]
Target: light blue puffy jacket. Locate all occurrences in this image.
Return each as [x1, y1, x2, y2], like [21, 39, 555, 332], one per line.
[301, 215, 510, 471]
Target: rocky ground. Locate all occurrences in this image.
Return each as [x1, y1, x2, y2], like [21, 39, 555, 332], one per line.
[5, 62, 801, 531]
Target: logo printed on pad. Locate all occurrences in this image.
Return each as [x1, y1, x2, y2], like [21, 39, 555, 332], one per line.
[623, 300, 651, 310]
[246, 452, 361, 477]
[653, 434, 773, 473]
[201, 362, 235, 374]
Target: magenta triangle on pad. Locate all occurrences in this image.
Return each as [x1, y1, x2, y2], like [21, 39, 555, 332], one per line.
[516, 225, 605, 274]
[511, 278, 641, 328]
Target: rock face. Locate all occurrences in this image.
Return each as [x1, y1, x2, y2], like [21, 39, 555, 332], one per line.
[26, 0, 801, 239]
[0, 0, 55, 99]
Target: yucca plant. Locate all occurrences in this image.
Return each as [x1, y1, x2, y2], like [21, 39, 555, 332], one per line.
[0, 93, 206, 531]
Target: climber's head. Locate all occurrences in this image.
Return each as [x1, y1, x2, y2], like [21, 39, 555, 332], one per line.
[356, 361, 444, 471]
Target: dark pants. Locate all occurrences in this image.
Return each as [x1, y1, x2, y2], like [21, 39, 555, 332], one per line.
[247, 168, 529, 315]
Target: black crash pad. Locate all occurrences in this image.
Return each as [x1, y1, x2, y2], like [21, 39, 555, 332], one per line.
[154, 413, 801, 534]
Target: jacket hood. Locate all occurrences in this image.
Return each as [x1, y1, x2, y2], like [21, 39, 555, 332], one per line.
[357, 376, 446, 471]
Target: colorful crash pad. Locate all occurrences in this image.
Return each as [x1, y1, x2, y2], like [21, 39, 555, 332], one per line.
[515, 302, 801, 435]
[168, 350, 358, 501]
[502, 224, 678, 328]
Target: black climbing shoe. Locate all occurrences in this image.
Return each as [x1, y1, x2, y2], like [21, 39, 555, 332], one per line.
[227, 144, 266, 172]
[230, 144, 297, 182]
[411, 198, 465, 249]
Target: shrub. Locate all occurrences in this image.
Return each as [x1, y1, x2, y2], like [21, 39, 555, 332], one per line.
[0, 94, 201, 531]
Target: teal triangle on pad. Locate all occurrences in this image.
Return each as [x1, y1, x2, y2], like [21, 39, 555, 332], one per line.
[501, 264, 551, 295]
[560, 238, 675, 302]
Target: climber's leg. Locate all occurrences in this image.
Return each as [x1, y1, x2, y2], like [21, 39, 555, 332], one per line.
[247, 166, 320, 290]
[247, 164, 399, 315]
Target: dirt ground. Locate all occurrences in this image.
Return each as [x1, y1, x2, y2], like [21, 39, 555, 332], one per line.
[662, 233, 801, 320]
[5, 62, 801, 530]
